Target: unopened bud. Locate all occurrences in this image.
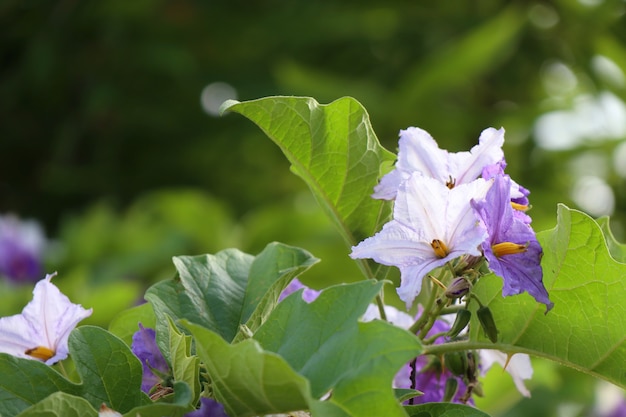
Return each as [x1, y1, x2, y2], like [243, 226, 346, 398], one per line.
[443, 377, 459, 402]
[444, 351, 467, 376]
[447, 309, 471, 338]
[445, 277, 470, 299]
[477, 306, 498, 343]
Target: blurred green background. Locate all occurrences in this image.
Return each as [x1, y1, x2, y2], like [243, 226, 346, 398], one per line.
[1, 0, 625, 415]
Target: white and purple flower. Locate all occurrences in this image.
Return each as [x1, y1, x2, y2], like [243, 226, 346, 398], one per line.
[471, 175, 553, 312]
[351, 174, 491, 308]
[373, 127, 504, 199]
[0, 272, 92, 364]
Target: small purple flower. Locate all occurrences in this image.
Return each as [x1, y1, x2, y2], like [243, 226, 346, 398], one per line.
[0, 214, 46, 284]
[278, 278, 320, 303]
[471, 175, 553, 312]
[373, 127, 504, 200]
[352, 174, 491, 308]
[131, 323, 170, 393]
[184, 397, 229, 417]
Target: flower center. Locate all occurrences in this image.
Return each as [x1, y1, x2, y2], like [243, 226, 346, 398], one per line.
[25, 346, 55, 361]
[510, 202, 529, 211]
[492, 242, 528, 257]
[445, 175, 456, 189]
[431, 239, 449, 258]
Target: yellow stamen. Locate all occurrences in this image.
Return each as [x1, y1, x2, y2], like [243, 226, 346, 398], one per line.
[25, 346, 55, 361]
[431, 239, 449, 258]
[492, 242, 529, 257]
[511, 202, 529, 212]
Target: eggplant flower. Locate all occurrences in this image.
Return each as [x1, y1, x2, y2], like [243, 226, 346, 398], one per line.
[0, 272, 92, 364]
[0, 214, 47, 284]
[131, 323, 170, 393]
[373, 127, 504, 199]
[471, 175, 553, 311]
[351, 174, 491, 307]
[278, 278, 321, 303]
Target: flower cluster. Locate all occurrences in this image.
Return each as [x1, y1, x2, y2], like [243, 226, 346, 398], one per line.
[351, 126, 553, 312]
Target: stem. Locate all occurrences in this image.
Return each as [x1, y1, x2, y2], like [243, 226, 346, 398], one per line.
[422, 331, 448, 345]
[408, 280, 438, 334]
[375, 293, 387, 321]
[422, 340, 517, 356]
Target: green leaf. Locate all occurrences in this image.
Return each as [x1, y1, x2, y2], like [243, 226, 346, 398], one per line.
[183, 321, 314, 417]
[404, 402, 491, 417]
[122, 402, 191, 417]
[186, 281, 422, 417]
[15, 392, 97, 417]
[145, 242, 318, 357]
[166, 317, 200, 405]
[68, 326, 147, 412]
[0, 355, 80, 417]
[0, 327, 147, 417]
[463, 205, 626, 388]
[596, 215, 626, 263]
[108, 303, 156, 346]
[221, 96, 395, 278]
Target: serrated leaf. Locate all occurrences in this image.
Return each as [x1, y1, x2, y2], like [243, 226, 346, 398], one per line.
[15, 392, 97, 417]
[167, 317, 200, 405]
[221, 96, 395, 280]
[145, 243, 318, 360]
[404, 402, 491, 417]
[465, 205, 626, 388]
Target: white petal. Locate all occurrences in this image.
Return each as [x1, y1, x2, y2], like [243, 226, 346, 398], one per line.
[453, 127, 505, 185]
[394, 174, 449, 239]
[397, 127, 450, 183]
[480, 350, 533, 397]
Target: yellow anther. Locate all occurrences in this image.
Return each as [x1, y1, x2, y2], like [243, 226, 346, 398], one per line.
[510, 202, 529, 212]
[25, 346, 55, 361]
[446, 175, 456, 189]
[492, 242, 528, 257]
[431, 239, 449, 258]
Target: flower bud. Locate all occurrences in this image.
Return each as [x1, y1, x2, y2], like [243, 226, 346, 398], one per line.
[445, 277, 470, 299]
[443, 351, 467, 376]
[447, 309, 471, 338]
[477, 306, 498, 343]
[443, 377, 459, 402]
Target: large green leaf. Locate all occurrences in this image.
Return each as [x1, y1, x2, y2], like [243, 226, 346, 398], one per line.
[145, 242, 318, 355]
[424, 205, 626, 389]
[15, 392, 97, 417]
[185, 280, 422, 417]
[0, 326, 148, 417]
[404, 403, 491, 417]
[221, 96, 395, 279]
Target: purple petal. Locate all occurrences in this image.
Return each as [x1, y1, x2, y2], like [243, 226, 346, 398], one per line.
[184, 398, 229, 417]
[131, 324, 170, 393]
[472, 175, 553, 311]
[278, 278, 320, 303]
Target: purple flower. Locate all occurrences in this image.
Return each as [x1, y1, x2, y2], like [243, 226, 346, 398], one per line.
[0, 214, 46, 284]
[184, 397, 229, 417]
[131, 324, 170, 393]
[471, 175, 553, 312]
[351, 174, 491, 308]
[373, 127, 504, 200]
[278, 278, 320, 303]
[397, 313, 474, 404]
[0, 272, 92, 364]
